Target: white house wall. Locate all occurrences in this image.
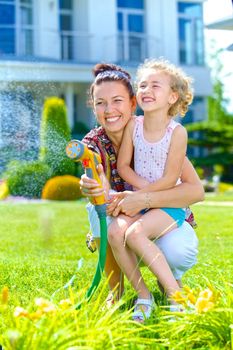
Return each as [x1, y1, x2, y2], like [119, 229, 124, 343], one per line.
[87, 0, 118, 62]
[35, 0, 60, 59]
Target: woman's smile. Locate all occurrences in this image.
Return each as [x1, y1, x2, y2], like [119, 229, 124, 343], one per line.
[105, 115, 122, 123]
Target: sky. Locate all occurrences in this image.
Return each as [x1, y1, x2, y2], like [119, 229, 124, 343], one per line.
[203, 0, 233, 113]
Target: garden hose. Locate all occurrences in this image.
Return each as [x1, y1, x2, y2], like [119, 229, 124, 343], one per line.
[66, 140, 108, 301]
[85, 206, 107, 299]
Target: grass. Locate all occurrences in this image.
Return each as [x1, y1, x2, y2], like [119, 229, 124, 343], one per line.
[0, 194, 233, 349]
[205, 191, 233, 202]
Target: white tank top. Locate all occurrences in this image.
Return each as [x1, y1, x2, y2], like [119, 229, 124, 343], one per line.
[133, 116, 180, 183]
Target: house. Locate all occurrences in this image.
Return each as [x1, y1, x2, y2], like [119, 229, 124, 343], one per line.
[206, 15, 233, 51]
[0, 0, 212, 170]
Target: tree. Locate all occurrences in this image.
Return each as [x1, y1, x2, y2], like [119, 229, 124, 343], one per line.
[186, 48, 233, 181]
[40, 97, 75, 176]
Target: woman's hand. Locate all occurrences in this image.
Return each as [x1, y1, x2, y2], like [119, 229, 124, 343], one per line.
[111, 191, 145, 217]
[79, 164, 110, 200]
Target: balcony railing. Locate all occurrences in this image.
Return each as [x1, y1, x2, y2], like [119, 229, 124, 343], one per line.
[0, 26, 159, 64]
[104, 33, 159, 63]
[118, 32, 148, 62]
[60, 30, 93, 62]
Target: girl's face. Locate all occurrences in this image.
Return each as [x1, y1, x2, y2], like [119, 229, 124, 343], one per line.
[136, 69, 178, 113]
[93, 81, 136, 135]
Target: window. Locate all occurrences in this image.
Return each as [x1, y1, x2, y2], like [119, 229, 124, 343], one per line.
[0, 0, 33, 56]
[117, 0, 146, 62]
[59, 0, 73, 60]
[117, 0, 144, 9]
[178, 2, 204, 65]
[19, 0, 33, 55]
[0, 1, 15, 54]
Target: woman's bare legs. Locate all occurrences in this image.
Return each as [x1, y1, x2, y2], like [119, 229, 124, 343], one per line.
[96, 239, 124, 300]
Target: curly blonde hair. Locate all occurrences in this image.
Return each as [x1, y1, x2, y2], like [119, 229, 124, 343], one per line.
[135, 58, 194, 117]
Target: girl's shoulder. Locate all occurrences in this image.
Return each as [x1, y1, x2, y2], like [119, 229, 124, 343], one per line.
[168, 119, 187, 141]
[126, 115, 142, 135]
[135, 115, 144, 123]
[168, 119, 181, 131]
[132, 115, 144, 129]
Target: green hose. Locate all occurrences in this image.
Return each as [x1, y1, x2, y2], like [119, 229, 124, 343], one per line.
[85, 212, 108, 299]
[74, 204, 107, 310]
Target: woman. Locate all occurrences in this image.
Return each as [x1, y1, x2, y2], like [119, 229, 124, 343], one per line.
[80, 62, 204, 306]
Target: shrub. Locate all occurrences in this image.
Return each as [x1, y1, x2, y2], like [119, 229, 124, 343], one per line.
[39, 97, 75, 176]
[41, 175, 82, 200]
[219, 182, 233, 193]
[72, 121, 90, 135]
[5, 161, 52, 198]
[0, 180, 9, 200]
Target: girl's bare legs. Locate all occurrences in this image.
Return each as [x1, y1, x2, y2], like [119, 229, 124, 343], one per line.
[108, 214, 152, 299]
[124, 209, 181, 298]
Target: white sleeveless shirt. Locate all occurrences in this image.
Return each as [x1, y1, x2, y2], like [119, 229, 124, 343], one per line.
[133, 116, 181, 183]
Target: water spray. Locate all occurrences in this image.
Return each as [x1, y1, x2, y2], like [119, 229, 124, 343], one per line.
[66, 140, 107, 302]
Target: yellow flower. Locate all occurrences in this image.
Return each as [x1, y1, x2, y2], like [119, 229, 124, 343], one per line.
[35, 298, 56, 314]
[199, 288, 214, 301]
[35, 297, 50, 308]
[59, 299, 72, 310]
[171, 290, 187, 306]
[14, 306, 29, 318]
[1, 286, 9, 304]
[183, 286, 192, 294]
[29, 309, 43, 320]
[195, 297, 214, 313]
[187, 292, 196, 305]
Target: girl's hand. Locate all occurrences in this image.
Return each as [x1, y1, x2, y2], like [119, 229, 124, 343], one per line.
[80, 164, 110, 200]
[106, 192, 126, 216]
[112, 191, 144, 217]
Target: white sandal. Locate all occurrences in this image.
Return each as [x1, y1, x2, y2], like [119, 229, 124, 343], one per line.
[132, 294, 155, 322]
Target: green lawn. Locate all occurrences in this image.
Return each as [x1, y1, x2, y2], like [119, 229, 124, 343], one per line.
[0, 200, 94, 306]
[0, 195, 233, 349]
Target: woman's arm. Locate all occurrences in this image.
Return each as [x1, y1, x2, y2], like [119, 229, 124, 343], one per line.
[111, 157, 204, 217]
[117, 119, 149, 189]
[139, 125, 187, 193]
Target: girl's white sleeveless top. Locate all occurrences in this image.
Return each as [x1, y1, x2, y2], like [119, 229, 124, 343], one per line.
[133, 116, 180, 183]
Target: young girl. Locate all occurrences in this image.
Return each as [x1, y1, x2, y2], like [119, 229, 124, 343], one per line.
[108, 58, 194, 321]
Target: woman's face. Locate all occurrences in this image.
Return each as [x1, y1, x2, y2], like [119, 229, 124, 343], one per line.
[93, 81, 136, 136]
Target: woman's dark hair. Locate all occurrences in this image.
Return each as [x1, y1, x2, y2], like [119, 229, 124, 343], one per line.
[88, 63, 135, 105]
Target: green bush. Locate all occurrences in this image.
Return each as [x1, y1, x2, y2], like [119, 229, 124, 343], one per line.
[39, 97, 75, 176]
[41, 175, 82, 200]
[72, 121, 90, 135]
[4, 161, 52, 198]
[219, 182, 233, 193]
